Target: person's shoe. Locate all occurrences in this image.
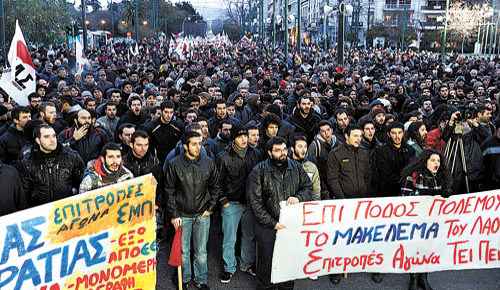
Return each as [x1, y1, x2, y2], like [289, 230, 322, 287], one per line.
[329, 274, 342, 285]
[371, 273, 384, 283]
[408, 274, 418, 290]
[417, 273, 434, 290]
[194, 283, 210, 290]
[219, 272, 233, 283]
[241, 265, 257, 277]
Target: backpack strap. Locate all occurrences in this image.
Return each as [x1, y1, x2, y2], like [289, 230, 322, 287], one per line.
[315, 139, 321, 160]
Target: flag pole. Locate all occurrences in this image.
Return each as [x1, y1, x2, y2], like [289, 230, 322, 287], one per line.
[177, 265, 183, 290]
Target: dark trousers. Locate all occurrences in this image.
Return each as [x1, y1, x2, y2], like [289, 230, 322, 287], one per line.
[255, 222, 294, 290]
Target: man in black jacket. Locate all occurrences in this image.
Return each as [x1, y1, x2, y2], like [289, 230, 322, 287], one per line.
[123, 130, 160, 179]
[144, 100, 184, 163]
[117, 94, 148, 128]
[0, 106, 31, 165]
[164, 131, 221, 290]
[327, 125, 372, 199]
[481, 119, 500, 190]
[217, 126, 263, 283]
[208, 99, 240, 138]
[0, 161, 25, 215]
[123, 130, 165, 240]
[58, 109, 108, 164]
[326, 124, 373, 285]
[21, 125, 85, 207]
[247, 136, 312, 290]
[288, 95, 321, 143]
[372, 122, 415, 198]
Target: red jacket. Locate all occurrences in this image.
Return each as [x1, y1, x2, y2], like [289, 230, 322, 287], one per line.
[426, 128, 446, 152]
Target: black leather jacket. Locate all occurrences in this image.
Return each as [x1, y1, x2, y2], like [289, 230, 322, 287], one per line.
[216, 146, 264, 205]
[123, 150, 160, 179]
[21, 145, 85, 207]
[372, 143, 416, 197]
[58, 127, 109, 164]
[144, 118, 184, 163]
[247, 159, 312, 228]
[0, 125, 29, 165]
[164, 154, 221, 218]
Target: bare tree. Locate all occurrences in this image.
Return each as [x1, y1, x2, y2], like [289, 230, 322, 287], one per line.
[223, 0, 251, 25]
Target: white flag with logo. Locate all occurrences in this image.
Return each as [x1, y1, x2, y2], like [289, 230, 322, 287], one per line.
[0, 20, 35, 106]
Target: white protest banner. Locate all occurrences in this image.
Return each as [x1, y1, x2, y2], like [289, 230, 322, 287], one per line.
[271, 191, 500, 283]
[0, 174, 157, 290]
[0, 20, 35, 106]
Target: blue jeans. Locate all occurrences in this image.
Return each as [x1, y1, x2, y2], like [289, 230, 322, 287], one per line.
[221, 201, 256, 273]
[181, 214, 210, 284]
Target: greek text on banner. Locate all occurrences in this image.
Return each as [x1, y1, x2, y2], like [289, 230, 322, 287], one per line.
[271, 190, 500, 283]
[0, 174, 157, 290]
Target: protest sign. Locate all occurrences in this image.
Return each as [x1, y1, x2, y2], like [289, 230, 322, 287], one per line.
[271, 191, 500, 283]
[0, 174, 157, 290]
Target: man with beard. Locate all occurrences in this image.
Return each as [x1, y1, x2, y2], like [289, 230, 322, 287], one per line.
[39, 102, 65, 134]
[241, 94, 260, 125]
[28, 93, 42, 118]
[372, 122, 415, 200]
[21, 125, 85, 207]
[0, 106, 31, 165]
[247, 136, 312, 290]
[144, 100, 184, 162]
[291, 135, 321, 200]
[208, 99, 240, 138]
[117, 94, 148, 127]
[96, 102, 120, 138]
[372, 108, 387, 143]
[288, 95, 321, 143]
[364, 124, 407, 243]
[326, 125, 372, 285]
[329, 109, 351, 144]
[59, 109, 109, 164]
[406, 121, 428, 157]
[359, 119, 382, 150]
[213, 120, 232, 156]
[432, 85, 449, 108]
[79, 142, 134, 192]
[418, 98, 434, 119]
[165, 131, 221, 290]
[476, 103, 495, 139]
[217, 126, 263, 284]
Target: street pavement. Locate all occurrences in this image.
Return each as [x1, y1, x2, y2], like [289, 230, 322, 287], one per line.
[156, 216, 500, 290]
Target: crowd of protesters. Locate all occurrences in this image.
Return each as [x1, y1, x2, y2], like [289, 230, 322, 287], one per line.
[0, 35, 499, 290]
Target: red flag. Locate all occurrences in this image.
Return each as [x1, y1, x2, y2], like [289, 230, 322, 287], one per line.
[168, 228, 182, 267]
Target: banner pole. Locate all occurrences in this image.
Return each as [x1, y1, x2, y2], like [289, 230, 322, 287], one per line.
[177, 265, 183, 290]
